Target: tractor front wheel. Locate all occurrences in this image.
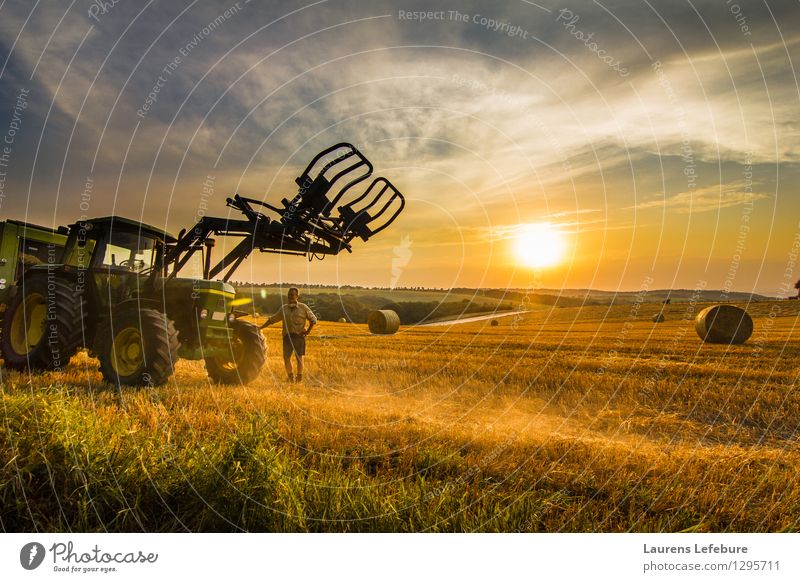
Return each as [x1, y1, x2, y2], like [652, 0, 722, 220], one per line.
[205, 320, 265, 385]
[1, 274, 85, 371]
[97, 308, 179, 386]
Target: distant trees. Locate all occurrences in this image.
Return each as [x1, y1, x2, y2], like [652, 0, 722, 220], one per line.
[245, 291, 513, 324]
[795, 279, 800, 298]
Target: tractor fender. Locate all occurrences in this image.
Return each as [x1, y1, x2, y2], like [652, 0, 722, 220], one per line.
[16, 266, 86, 305]
[16, 264, 80, 286]
[112, 298, 165, 313]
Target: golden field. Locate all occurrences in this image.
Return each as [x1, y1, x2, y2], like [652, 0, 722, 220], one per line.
[2, 300, 799, 532]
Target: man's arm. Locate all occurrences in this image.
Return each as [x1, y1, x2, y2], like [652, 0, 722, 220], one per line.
[302, 305, 318, 336]
[260, 307, 283, 329]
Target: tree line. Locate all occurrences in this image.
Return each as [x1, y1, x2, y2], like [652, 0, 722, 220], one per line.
[249, 293, 513, 325]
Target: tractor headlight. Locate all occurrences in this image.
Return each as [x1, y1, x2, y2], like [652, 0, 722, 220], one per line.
[199, 308, 209, 320]
[227, 313, 236, 323]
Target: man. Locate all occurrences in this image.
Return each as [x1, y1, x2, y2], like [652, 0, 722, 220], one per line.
[260, 287, 317, 382]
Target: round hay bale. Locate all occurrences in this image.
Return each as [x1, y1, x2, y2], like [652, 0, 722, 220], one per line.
[695, 305, 753, 344]
[652, 313, 665, 323]
[490, 319, 499, 327]
[367, 310, 400, 335]
[337, 317, 347, 323]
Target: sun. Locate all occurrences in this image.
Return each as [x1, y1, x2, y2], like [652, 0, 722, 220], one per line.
[514, 223, 566, 268]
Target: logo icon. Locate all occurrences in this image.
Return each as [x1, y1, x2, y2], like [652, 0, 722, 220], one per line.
[20, 542, 46, 570]
[390, 234, 413, 289]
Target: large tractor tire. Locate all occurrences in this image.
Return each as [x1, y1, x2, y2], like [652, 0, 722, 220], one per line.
[1, 274, 86, 371]
[205, 320, 265, 385]
[97, 308, 179, 387]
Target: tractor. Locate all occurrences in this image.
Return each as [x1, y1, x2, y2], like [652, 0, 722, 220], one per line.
[0, 143, 404, 386]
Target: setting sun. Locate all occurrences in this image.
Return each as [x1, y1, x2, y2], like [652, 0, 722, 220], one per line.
[514, 223, 566, 268]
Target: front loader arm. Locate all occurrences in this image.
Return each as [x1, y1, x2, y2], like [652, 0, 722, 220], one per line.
[159, 143, 405, 282]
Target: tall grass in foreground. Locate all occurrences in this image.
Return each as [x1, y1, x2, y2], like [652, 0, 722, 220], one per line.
[2, 301, 800, 532]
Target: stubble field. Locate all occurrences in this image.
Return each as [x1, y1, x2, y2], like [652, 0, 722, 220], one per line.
[2, 300, 799, 532]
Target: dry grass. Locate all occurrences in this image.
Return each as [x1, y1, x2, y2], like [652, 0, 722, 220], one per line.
[2, 300, 800, 532]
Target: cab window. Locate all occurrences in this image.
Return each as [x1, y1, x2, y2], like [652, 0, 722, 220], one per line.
[16, 239, 64, 279]
[100, 232, 157, 273]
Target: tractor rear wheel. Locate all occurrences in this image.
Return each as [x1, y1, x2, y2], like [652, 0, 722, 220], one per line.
[97, 308, 179, 386]
[1, 274, 85, 371]
[205, 320, 265, 385]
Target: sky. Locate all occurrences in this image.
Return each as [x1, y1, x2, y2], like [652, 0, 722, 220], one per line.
[0, 0, 798, 294]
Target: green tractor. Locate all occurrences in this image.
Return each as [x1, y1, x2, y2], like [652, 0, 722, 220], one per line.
[0, 143, 404, 386]
[0, 216, 255, 386]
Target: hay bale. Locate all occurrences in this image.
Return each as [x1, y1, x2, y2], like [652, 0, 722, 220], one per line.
[652, 313, 665, 323]
[367, 309, 400, 335]
[490, 319, 499, 326]
[337, 317, 347, 323]
[695, 305, 753, 344]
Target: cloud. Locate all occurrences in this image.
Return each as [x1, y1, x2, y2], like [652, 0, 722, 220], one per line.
[629, 181, 771, 214]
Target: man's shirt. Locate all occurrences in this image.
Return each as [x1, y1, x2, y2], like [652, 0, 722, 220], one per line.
[266, 302, 317, 335]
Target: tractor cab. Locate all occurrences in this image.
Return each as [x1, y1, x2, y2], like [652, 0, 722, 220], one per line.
[62, 216, 174, 273]
[61, 217, 240, 362]
[56, 217, 177, 317]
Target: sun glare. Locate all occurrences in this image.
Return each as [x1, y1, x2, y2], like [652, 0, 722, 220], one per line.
[514, 223, 566, 268]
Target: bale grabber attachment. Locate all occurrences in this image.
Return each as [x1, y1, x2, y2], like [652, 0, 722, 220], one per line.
[163, 143, 405, 281]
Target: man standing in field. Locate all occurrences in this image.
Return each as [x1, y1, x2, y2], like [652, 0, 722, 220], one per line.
[260, 287, 317, 382]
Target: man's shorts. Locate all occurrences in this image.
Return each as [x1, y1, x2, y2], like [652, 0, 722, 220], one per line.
[283, 333, 306, 358]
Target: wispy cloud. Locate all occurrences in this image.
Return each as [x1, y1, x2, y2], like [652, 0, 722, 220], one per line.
[629, 182, 771, 214]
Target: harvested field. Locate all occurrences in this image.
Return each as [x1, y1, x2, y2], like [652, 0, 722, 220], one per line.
[2, 301, 799, 532]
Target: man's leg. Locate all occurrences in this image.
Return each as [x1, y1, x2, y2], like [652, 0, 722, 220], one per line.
[283, 356, 294, 381]
[295, 354, 304, 382]
[282, 335, 294, 381]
